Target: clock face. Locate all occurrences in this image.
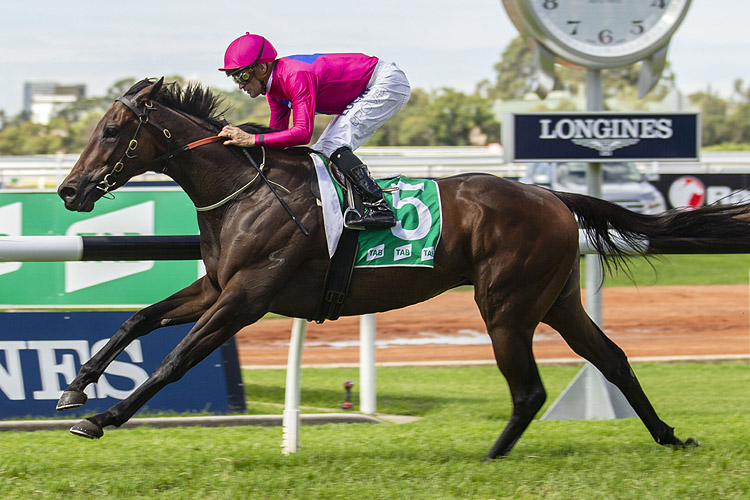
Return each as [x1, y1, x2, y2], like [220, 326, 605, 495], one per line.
[507, 0, 692, 67]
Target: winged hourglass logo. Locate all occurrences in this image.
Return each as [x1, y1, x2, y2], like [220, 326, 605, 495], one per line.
[571, 138, 641, 156]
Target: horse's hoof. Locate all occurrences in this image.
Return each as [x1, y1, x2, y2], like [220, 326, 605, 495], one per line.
[57, 390, 88, 411]
[70, 419, 103, 439]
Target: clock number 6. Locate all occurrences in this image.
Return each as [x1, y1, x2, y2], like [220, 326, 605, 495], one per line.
[598, 29, 614, 44]
[542, 0, 558, 9]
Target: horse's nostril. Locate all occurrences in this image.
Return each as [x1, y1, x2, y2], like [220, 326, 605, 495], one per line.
[59, 186, 77, 202]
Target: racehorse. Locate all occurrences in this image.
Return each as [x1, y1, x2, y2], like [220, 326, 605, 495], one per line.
[57, 78, 749, 460]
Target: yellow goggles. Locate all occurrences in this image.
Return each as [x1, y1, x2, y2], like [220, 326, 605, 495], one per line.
[231, 69, 253, 84]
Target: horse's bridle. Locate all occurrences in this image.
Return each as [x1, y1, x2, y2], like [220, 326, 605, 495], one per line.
[97, 96, 170, 195]
[97, 95, 223, 196]
[97, 92, 309, 234]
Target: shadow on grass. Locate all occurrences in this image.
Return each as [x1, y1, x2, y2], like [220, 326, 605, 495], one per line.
[243, 383, 493, 416]
[229, 441, 490, 471]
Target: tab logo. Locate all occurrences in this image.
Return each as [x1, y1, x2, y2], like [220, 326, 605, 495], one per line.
[0, 203, 22, 277]
[65, 202, 155, 292]
[366, 244, 385, 261]
[422, 246, 434, 261]
[394, 244, 412, 261]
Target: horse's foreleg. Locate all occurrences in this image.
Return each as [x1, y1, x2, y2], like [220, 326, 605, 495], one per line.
[69, 287, 263, 439]
[57, 277, 217, 412]
[542, 278, 697, 449]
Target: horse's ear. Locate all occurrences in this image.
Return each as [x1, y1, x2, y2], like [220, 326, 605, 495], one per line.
[148, 77, 164, 99]
[134, 77, 164, 104]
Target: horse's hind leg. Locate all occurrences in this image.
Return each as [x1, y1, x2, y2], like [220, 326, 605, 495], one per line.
[57, 277, 217, 411]
[482, 322, 546, 461]
[542, 266, 695, 448]
[474, 261, 570, 460]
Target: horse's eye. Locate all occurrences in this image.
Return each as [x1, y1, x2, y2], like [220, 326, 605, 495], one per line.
[103, 126, 119, 139]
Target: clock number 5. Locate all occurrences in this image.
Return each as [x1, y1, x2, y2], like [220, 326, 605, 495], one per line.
[631, 21, 645, 35]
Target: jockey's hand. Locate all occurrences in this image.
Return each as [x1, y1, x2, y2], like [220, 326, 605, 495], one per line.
[219, 125, 256, 147]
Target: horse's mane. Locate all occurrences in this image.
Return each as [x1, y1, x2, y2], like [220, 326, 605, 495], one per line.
[124, 78, 275, 135]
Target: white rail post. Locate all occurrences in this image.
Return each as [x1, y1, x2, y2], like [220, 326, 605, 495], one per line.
[359, 314, 377, 414]
[282, 317, 307, 454]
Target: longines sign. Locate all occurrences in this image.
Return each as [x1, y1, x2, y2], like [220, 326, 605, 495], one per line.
[503, 112, 700, 162]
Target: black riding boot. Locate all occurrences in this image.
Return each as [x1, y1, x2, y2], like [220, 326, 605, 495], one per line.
[330, 147, 396, 229]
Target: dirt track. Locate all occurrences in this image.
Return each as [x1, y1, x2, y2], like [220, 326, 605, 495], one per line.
[235, 285, 750, 367]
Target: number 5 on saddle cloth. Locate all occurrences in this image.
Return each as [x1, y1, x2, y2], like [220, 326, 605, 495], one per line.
[309, 153, 442, 322]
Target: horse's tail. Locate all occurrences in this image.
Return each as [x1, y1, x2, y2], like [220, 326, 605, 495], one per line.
[552, 190, 750, 272]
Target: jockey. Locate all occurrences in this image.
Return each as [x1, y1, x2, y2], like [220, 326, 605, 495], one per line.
[218, 33, 411, 229]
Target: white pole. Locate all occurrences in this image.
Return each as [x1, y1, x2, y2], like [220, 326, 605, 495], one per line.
[585, 68, 604, 327]
[0, 236, 84, 262]
[359, 313, 377, 414]
[282, 317, 307, 454]
[542, 69, 637, 421]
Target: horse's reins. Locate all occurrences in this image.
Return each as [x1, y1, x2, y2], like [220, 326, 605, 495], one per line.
[195, 146, 278, 212]
[218, 118, 310, 236]
[99, 95, 309, 236]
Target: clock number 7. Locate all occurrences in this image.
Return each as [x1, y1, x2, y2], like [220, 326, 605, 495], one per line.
[567, 21, 581, 35]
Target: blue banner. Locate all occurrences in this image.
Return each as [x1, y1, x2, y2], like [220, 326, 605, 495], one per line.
[0, 311, 244, 419]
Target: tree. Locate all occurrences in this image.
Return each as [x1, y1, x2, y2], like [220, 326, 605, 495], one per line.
[424, 89, 500, 146]
[725, 79, 750, 144]
[688, 88, 729, 146]
[490, 35, 673, 107]
[105, 78, 138, 100]
[0, 120, 64, 154]
[367, 89, 432, 146]
[490, 36, 535, 100]
[214, 88, 268, 126]
[367, 88, 500, 147]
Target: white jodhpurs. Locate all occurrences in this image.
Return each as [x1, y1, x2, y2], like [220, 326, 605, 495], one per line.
[312, 60, 411, 156]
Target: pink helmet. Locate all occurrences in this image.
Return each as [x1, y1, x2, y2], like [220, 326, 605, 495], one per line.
[219, 33, 278, 71]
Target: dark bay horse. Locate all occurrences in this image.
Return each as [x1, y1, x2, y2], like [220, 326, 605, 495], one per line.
[57, 78, 749, 460]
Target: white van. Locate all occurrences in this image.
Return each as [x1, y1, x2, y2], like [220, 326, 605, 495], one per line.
[520, 162, 667, 214]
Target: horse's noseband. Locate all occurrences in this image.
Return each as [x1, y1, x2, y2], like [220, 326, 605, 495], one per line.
[97, 96, 173, 196]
